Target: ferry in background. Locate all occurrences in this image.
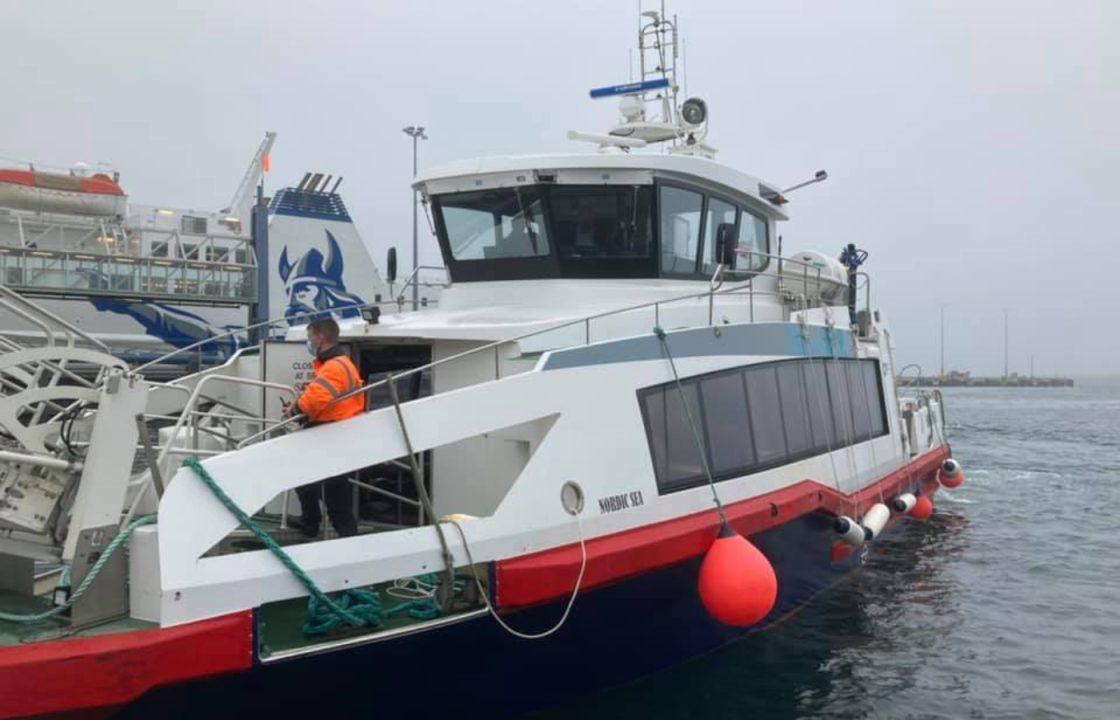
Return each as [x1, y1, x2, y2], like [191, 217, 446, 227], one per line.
[0, 133, 416, 372]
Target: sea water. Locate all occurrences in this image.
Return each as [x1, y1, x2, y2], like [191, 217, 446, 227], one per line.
[542, 382, 1120, 719]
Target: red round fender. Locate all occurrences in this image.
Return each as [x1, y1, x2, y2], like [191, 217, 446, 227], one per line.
[698, 524, 778, 627]
[908, 495, 934, 521]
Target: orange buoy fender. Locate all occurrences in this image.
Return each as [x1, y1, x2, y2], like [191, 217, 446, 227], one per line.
[908, 495, 934, 521]
[698, 524, 778, 627]
[939, 458, 965, 488]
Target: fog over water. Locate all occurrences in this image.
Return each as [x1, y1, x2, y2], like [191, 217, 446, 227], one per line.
[4, 1, 1116, 375]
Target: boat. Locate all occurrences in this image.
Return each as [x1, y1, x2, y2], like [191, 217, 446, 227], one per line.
[0, 168, 127, 217]
[0, 134, 408, 371]
[0, 7, 959, 718]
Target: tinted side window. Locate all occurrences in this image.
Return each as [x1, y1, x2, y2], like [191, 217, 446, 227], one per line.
[641, 357, 891, 495]
[826, 361, 856, 445]
[699, 370, 754, 474]
[777, 362, 813, 455]
[846, 361, 872, 441]
[642, 382, 705, 490]
[863, 361, 887, 437]
[745, 366, 786, 464]
[659, 186, 704, 275]
[803, 362, 835, 449]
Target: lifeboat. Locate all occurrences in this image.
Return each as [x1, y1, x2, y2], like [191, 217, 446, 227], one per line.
[0, 168, 127, 216]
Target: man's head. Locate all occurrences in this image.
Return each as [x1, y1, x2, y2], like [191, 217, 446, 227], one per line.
[306, 317, 340, 355]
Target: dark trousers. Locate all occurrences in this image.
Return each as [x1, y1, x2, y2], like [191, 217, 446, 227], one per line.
[295, 474, 358, 537]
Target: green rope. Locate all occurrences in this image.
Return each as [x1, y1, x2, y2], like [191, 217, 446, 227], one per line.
[302, 588, 382, 635]
[0, 515, 156, 625]
[184, 457, 381, 633]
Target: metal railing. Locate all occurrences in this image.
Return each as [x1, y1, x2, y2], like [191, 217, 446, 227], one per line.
[391, 265, 451, 309]
[235, 251, 843, 448]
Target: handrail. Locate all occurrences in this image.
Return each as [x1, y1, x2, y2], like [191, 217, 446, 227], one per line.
[856, 271, 872, 315]
[393, 265, 451, 309]
[155, 375, 296, 468]
[133, 298, 407, 373]
[0, 283, 111, 353]
[237, 251, 831, 448]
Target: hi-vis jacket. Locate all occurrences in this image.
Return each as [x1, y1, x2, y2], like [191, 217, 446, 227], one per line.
[297, 344, 366, 423]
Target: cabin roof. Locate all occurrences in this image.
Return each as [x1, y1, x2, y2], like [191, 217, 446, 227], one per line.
[413, 153, 790, 220]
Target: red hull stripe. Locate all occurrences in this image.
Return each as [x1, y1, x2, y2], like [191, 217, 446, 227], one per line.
[495, 445, 949, 610]
[0, 610, 252, 719]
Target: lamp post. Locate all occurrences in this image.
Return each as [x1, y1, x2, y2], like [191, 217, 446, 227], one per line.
[1002, 308, 1010, 379]
[403, 126, 428, 311]
[939, 303, 948, 379]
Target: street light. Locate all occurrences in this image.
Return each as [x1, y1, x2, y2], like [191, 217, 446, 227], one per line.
[939, 303, 948, 379]
[403, 126, 428, 311]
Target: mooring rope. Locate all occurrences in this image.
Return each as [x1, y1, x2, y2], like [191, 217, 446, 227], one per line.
[183, 458, 381, 633]
[653, 325, 729, 527]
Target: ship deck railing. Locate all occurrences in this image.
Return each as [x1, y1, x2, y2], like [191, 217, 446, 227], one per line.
[228, 251, 851, 448]
[115, 250, 872, 539]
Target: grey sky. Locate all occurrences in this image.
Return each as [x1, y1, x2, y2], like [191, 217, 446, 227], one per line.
[4, 1, 1116, 376]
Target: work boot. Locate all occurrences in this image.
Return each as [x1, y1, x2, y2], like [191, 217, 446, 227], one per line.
[292, 517, 320, 539]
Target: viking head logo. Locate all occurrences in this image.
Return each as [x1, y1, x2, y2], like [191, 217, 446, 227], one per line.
[278, 230, 365, 325]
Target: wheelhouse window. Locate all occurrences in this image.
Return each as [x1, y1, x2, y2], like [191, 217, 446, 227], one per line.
[550, 185, 655, 277]
[736, 210, 768, 271]
[658, 185, 704, 275]
[430, 180, 772, 282]
[440, 188, 550, 261]
[700, 197, 738, 276]
[639, 357, 889, 494]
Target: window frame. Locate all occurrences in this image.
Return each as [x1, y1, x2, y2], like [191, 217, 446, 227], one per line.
[698, 192, 742, 277]
[728, 204, 771, 276]
[655, 180, 708, 280]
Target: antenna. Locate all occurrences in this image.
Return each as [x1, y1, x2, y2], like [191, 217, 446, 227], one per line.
[574, 3, 714, 156]
[781, 170, 829, 195]
[672, 24, 680, 98]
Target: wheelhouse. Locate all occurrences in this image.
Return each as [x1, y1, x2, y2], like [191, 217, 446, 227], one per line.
[417, 156, 788, 283]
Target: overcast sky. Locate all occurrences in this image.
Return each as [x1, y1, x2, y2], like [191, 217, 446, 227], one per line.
[4, 1, 1116, 376]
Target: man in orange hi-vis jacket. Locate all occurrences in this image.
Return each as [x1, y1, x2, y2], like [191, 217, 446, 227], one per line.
[283, 316, 366, 538]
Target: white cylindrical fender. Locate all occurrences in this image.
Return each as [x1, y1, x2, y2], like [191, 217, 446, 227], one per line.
[861, 503, 890, 540]
[834, 515, 866, 546]
[941, 458, 962, 479]
[891, 493, 917, 513]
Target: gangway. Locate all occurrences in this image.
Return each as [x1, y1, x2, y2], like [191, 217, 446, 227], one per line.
[0, 211, 257, 307]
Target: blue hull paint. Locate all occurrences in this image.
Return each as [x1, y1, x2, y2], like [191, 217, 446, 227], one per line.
[122, 509, 880, 719]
